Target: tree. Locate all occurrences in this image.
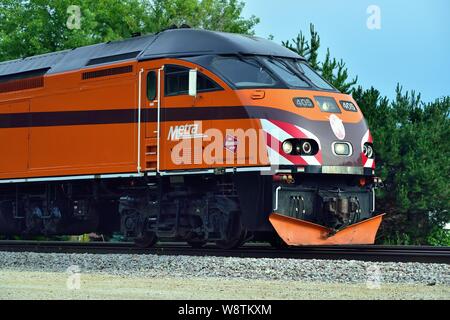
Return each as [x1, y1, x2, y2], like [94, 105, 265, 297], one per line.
[0, 0, 259, 61]
[282, 24, 357, 93]
[284, 24, 449, 244]
[148, 0, 259, 35]
[353, 86, 450, 244]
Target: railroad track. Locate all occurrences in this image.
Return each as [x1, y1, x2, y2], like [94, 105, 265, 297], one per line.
[0, 240, 449, 263]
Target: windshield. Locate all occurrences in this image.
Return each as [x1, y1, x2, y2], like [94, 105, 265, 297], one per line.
[184, 55, 337, 91]
[262, 57, 310, 88]
[291, 61, 335, 90]
[211, 56, 277, 88]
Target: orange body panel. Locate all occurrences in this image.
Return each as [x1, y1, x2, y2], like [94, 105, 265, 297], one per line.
[269, 213, 385, 245]
[0, 62, 139, 180]
[0, 100, 29, 174]
[0, 58, 366, 179]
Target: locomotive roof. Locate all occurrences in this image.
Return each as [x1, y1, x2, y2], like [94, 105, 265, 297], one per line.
[0, 28, 303, 79]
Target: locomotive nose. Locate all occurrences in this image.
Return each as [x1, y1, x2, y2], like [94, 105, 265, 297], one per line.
[244, 90, 371, 169]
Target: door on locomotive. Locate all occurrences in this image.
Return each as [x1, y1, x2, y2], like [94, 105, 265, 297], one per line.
[142, 68, 160, 172]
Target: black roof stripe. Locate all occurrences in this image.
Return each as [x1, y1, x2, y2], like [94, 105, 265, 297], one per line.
[0, 29, 303, 80]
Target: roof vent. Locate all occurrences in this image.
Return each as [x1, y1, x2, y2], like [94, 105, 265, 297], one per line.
[86, 52, 140, 66]
[82, 65, 133, 80]
[0, 76, 44, 93]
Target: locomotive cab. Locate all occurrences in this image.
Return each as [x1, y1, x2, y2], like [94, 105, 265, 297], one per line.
[148, 53, 385, 245]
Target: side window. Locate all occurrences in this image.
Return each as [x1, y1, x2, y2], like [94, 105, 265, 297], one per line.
[147, 71, 157, 101]
[197, 73, 221, 92]
[165, 65, 222, 96]
[165, 65, 188, 96]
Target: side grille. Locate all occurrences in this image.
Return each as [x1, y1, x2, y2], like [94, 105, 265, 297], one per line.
[82, 65, 133, 80]
[0, 77, 44, 93]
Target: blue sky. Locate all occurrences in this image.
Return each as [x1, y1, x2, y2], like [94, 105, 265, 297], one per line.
[242, 0, 450, 102]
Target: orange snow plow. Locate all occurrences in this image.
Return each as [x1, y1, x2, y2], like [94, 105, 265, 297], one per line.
[269, 213, 385, 245]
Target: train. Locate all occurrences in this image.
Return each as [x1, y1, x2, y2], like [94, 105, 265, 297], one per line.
[0, 27, 384, 248]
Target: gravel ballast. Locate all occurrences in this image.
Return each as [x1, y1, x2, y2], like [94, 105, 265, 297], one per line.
[0, 251, 449, 285]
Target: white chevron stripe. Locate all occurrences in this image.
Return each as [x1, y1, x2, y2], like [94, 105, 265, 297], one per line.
[302, 155, 321, 166]
[260, 119, 293, 141]
[361, 130, 370, 150]
[261, 119, 324, 166]
[364, 158, 374, 168]
[266, 146, 293, 165]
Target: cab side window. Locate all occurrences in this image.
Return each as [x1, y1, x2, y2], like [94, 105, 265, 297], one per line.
[147, 71, 157, 101]
[165, 65, 222, 96]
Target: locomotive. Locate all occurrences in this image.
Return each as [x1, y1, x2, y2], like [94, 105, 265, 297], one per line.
[0, 28, 384, 248]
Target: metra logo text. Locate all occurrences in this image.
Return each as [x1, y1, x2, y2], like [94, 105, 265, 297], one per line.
[168, 123, 205, 140]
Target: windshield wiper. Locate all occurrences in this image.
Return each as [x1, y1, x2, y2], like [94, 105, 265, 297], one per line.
[273, 57, 314, 86]
[267, 57, 299, 77]
[277, 58, 307, 77]
[288, 59, 305, 74]
[235, 54, 265, 70]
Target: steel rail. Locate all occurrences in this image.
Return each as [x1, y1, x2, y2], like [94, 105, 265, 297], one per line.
[0, 241, 448, 263]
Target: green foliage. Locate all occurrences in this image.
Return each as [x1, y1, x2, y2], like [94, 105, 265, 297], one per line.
[282, 23, 357, 93]
[0, 0, 258, 61]
[148, 0, 259, 35]
[382, 232, 414, 246]
[284, 24, 449, 245]
[353, 86, 450, 245]
[427, 228, 450, 246]
[321, 49, 358, 94]
[282, 23, 320, 69]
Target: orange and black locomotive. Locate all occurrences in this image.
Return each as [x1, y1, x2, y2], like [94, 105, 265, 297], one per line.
[0, 28, 384, 248]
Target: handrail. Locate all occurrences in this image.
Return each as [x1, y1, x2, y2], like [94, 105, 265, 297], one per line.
[137, 68, 144, 173]
[157, 65, 164, 174]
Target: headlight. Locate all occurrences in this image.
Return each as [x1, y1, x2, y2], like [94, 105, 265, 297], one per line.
[314, 96, 341, 113]
[301, 141, 312, 155]
[363, 143, 375, 159]
[367, 145, 373, 158]
[283, 139, 318, 156]
[282, 140, 293, 154]
[333, 142, 352, 156]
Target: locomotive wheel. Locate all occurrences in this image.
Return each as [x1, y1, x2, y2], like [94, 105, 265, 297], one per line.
[134, 232, 158, 248]
[215, 210, 247, 250]
[187, 240, 208, 248]
[216, 228, 247, 250]
[0, 202, 21, 235]
[268, 234, 288, 248]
